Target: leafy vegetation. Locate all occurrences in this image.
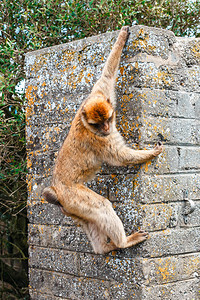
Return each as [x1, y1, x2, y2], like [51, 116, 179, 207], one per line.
[0, 0, 199, 298]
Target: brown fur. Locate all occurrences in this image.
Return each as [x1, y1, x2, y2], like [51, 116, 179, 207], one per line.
[43, 27, 163, 254]
[84, 100, 111, 122]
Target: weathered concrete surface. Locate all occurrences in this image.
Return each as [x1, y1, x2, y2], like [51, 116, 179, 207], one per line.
[25, 25, 200, 299]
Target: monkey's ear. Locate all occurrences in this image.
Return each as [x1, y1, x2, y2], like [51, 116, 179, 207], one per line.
[107, 98, 111, 104]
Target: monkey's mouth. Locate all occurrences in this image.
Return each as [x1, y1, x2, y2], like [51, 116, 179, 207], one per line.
[96, 131, 110, 137]
[101, 131, 110, 136]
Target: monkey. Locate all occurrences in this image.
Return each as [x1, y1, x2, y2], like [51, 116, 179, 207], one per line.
[43, 26, 163, 254]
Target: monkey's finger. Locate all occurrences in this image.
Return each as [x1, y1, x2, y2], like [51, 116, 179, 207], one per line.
[121, 26, 130, 33]
[138, 230, 149, 236]
[154, 141, 163, 147]
[154, 141, 163, 151]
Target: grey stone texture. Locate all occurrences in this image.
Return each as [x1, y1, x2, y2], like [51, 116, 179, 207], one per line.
[25, 25, 200, 299]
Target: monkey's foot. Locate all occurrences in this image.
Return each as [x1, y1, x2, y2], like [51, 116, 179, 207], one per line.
[127, 230, 149, 247]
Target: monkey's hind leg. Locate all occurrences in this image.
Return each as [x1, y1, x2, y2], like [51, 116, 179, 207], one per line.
[81, 221, 119, 254]
[81, 222, 148, 254]
[46, 198, 117, 254]
[63, 185, 149, 252]
[51, 183, 128, 249]
[43, 184, 149, 254]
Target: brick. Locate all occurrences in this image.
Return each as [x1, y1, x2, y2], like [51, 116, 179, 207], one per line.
[127, 26, 176, 60]
[132, 191, 200, 230]
[25, 77, 88, 127]
[25, 41, 96, 82]
[142, 201, 200, 232]
[28, 224, 92, 253]
[141, 203, 173, 231]
[182, 39, 200, 66]
[28, 202, 73, 225]
[100, 162, 139, 176]
[143, 253, 200, 285]
[27, 174, 51, 202]
[116, 88, 141, 145]
[107, 174, 134, 202]
[120, 60, 200, 92]
[136, 173, 200, 204]
[140, 116, 200, 145]
[26, 122, 70, 152]
[187, 200, 200, 227]
[142, 227, 200, 258]
[25, 26, 176, 80]
[142, 278, 200, 300]
[28, 173, 134, 203]
[29, 268, 110, 299]
[175, 91, 200, 119]
[29, 246, 79, 275]
[79, 253, 142, 284]
[88, 174, 136, 202]
[138, 88, 200, 119]
[112, 198, 144, 236]
[140, 146, 179, 175]
[27, 151, 55, 178]
[109, 281, 141, 300]
[30, 291, 65, 300]
[179, 146, 200, 170]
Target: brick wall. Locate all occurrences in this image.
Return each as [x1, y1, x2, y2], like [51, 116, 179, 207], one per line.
[25, 26, 200, 299]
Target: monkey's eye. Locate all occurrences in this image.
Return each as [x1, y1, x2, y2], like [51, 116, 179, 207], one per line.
[89, 123, 100, 129]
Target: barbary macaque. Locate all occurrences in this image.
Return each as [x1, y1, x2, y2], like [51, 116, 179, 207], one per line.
[43, 27, 163, 254]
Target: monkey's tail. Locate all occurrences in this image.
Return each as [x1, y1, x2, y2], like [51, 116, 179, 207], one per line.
[43, 186, 61, 207]
[43, 186, 78, 219]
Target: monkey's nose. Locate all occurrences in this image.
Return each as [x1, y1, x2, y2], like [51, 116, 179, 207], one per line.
[103, 121, 109, 131]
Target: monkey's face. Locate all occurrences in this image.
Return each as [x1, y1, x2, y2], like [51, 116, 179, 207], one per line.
[81, 97, 115, 136]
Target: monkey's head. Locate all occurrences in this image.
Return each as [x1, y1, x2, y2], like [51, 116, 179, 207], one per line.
[81, 96, 115, 136]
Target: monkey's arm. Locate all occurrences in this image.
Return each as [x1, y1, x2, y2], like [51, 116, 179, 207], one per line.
[103, 134, 163, 166]
[92, 26, 129, 102]
[101, 26, 129, 80]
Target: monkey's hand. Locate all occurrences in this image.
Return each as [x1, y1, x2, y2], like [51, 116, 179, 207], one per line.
[153, 141, 163, 157]
[119, 26, 130, 43]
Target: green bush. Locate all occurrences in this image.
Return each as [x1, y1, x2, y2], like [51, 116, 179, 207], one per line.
[0, 0, 199, 298]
